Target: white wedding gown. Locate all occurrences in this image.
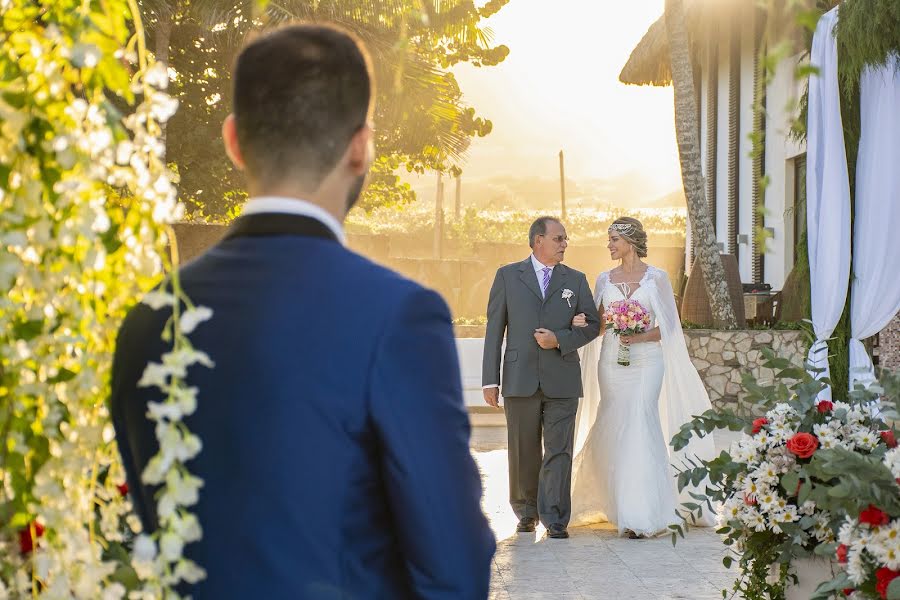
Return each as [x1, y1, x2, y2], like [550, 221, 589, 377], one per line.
[570, 266, 717, 536]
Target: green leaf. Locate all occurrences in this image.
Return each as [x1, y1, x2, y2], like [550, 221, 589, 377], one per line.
[829, 482, 852, 498]
[12, 318, 45, 340]
[722, 555, 733, 569]
[10, 512, 32, 528]
[888, 578, 900, 600]
[782, 472, 800, 495]
[48, 368, 77, 384]
[798, 480, 813, 505]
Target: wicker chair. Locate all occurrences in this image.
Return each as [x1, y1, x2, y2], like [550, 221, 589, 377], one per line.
[680, 254, 747, 327]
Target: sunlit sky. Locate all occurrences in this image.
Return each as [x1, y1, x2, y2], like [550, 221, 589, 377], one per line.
[451, 0, 681, 198]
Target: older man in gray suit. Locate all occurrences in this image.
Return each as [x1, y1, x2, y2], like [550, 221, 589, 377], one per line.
[482, 216, 601, 539]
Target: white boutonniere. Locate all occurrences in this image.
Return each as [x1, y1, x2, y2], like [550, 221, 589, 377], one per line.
[561, 288, 574, 307]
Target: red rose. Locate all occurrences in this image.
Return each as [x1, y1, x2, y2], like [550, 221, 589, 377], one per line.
[116, 482, 129, 496]
[843, 589, 855, 597]
[836, 544, 849, 563]
[860, 505, 890, 527]
[876, 567, 900, 599]
[882, 430, 898, 449]
[18, 522, 44, 555]
[752, 417, 768, 434]
[817, 401, 834, 413]
[786, 432, 819, 459]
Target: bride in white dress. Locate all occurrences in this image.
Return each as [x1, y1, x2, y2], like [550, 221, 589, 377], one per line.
[569, 217, 716, 538]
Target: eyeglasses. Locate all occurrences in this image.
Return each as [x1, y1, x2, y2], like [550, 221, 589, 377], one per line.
[540, 234, 569, 243]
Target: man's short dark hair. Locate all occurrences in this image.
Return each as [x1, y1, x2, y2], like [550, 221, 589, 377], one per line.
[232, 23, 373, 188]
[528, 216, 561, 248]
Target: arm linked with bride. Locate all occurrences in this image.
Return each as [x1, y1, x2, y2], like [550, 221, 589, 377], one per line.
[553, 272, 601, 354]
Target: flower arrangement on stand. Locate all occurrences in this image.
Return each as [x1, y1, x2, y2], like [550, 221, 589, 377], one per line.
[803, 372, 900, 599]
[669, 349, 900, 598]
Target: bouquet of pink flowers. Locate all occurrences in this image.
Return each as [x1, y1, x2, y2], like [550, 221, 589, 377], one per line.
[603, 299, 652, 366]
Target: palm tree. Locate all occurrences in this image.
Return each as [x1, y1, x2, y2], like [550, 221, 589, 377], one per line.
[665, 0, 738, 328]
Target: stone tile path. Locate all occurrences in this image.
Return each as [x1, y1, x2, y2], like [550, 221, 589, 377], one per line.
[471, 421, 738, 599]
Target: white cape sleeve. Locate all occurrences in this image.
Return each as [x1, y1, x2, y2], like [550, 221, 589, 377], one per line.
[648, 267, 718, 526]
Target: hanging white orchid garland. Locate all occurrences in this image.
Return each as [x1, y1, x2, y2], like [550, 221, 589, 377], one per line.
[0, 1, 210, 597]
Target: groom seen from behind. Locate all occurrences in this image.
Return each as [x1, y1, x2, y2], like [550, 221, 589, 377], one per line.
[482, 217, 601, 539]
[111, 23, 494, 599]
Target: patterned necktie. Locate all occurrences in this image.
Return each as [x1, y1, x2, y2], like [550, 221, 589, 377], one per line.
[541, 267, 552, 298]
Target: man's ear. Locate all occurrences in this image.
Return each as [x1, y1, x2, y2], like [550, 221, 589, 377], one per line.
[347, 123, 374, 176]
[222, 114, 246, 171]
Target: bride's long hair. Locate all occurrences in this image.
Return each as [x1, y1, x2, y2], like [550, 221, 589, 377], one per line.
[609, 216, 648, 258]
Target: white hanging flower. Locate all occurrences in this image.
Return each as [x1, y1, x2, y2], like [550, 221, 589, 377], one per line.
[180, 306, 213, 334]
[142, 290, 176, 310]
[159, 532, 184, 562]
[133, 535, 157, 563]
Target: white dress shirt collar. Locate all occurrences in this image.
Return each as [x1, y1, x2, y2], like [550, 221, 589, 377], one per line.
[241, 196, 345, 245]
[530, 254, 554, 274]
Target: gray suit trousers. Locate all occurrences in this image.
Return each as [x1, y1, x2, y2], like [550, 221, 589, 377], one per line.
[505, 389, 578, 528]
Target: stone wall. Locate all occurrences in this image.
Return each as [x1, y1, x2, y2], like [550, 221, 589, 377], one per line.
[685, 330, 807, 409]
[878, 313, 900, 371]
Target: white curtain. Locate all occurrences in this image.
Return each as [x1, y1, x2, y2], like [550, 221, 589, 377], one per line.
[849, 56, 900, 389]
[806, 7, 852, 400]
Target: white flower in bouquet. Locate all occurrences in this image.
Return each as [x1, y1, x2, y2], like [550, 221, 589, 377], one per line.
[869, 525, 900, 570]
[851, 429, 881, 450]
[884, 448, 900, 479]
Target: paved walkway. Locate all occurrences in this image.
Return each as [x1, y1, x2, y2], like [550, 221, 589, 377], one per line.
[470, 420, 737, 600]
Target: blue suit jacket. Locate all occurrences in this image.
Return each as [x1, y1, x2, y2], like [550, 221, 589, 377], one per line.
[111, 213, 495, 599]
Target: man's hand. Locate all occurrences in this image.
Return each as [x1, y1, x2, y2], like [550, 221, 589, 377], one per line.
[534, 328, 558, 350]
[483, 387, 500, 408]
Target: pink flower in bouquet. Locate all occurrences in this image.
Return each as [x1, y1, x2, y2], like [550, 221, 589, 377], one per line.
[603, 300, 650, 336]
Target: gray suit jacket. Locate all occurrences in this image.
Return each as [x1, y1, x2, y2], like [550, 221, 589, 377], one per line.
[482, 258, 601, 399]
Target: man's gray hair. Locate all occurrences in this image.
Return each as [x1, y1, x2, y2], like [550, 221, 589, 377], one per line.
[528, 216, 561, 249]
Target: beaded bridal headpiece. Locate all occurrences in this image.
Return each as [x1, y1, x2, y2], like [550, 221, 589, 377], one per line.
[609, 222, 635, 235]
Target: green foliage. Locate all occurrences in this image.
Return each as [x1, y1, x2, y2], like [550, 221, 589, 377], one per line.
[834, 0, 900, 96]
[143, 0, 512, 216]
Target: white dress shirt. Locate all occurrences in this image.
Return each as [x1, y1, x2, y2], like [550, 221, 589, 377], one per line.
[241, 196, 346, 245]
[483, 255, 555, 390]
[530, 254, 554, 292]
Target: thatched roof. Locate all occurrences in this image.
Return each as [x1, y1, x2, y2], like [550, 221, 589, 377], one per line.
[618, 0, 747, 87]
[619, 16, 673, 87]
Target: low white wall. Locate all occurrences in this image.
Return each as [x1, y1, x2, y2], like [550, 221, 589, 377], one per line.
[456, 338, 490, 408]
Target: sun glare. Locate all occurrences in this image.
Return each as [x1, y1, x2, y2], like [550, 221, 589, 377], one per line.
[452, 0, 680, 200]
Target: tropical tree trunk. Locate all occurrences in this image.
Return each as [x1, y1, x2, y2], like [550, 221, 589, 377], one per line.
[665, 0, 738, 329]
